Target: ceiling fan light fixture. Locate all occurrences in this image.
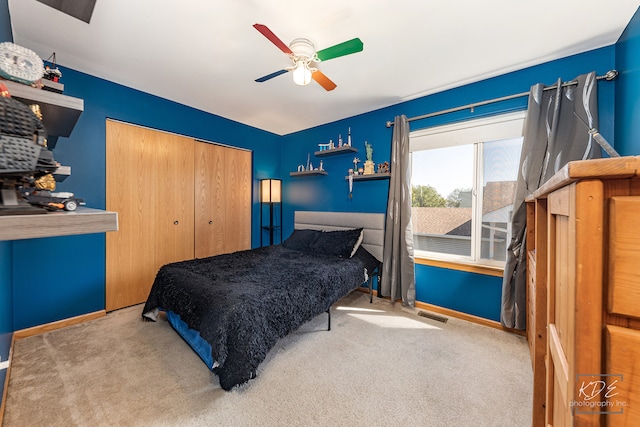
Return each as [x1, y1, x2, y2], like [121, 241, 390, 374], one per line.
[292, 60, 312, 86]
[289, 38, 315, 58]
[253, 25, 359, 91]
[288, 38, 315, 86]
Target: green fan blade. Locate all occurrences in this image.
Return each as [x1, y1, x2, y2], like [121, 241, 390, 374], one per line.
[316, 38, 363, 61]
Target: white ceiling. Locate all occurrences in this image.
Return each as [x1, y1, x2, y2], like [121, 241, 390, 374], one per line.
[8, 0, 640, 135]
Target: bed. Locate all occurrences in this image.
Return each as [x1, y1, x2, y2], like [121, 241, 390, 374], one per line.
[142, 211, 385, 391]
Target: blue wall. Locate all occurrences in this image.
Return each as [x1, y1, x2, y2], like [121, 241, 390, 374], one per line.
[415, 266, 502, 320]
[10, 66, 282, 330]
[0, 0, 10, 42]
[0, 242, 12, 336]
[615, 7, 640, 155]
[281, 46, 618, 321]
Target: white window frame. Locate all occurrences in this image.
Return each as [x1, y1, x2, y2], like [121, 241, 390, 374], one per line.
[410, 111, 525, 268]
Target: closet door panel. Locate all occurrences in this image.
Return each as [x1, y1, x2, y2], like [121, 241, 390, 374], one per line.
[154, 132, 195, 268]
[194, 142, 218, 258]
[195, 143, 251, 258]
[220, 145, 252, 253]
[106, 121, 161, 311]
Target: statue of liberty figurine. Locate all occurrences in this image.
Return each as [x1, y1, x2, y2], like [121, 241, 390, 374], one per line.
[363, 141, 375, 174]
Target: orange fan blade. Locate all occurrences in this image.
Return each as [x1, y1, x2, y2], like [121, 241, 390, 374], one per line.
[312, 70, 337, 91]
[253, 24, 293, 55]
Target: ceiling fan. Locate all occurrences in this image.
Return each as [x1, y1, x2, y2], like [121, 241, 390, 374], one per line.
[253, 23, 364, 91]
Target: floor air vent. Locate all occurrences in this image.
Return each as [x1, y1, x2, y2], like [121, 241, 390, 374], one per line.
[418, 311, 448, 323]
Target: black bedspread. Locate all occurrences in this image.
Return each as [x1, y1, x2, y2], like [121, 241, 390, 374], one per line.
[142, 245, 372, 390]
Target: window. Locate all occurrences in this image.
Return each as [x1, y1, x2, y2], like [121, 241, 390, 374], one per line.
[410, 112, 525, 268]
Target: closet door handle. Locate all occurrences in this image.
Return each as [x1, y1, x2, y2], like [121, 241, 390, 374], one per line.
[208, 220, 213, 225]
[174, 220, 179, 225]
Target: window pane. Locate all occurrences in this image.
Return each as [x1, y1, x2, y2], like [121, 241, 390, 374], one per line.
[480, 137, 523, 262]
[411, 145, 474, 257]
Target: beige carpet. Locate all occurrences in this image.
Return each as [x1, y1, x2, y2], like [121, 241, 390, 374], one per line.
[4, 292, 532, 426]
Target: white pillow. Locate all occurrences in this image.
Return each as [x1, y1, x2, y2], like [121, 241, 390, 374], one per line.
[350, 228, 364, 258]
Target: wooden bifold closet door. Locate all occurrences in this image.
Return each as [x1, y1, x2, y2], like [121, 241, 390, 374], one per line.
[106, 120, 251, 311]
[194, 142, 251, 258]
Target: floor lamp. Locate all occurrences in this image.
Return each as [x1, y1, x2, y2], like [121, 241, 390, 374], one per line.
[260, 178, 282, 246]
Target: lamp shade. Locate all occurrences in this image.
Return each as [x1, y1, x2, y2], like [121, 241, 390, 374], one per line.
[260, 179, 281, 203]
[292, 61, 312, 86]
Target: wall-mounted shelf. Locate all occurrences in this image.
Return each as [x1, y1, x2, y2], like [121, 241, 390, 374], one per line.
[0, 82, 114, 241]
[290, 170, 328, 177]
[0, 207, 118, 241]
[345, 172, 391, 181]
[54, 165, 71, 182]
[2, 80, 84, 138]
[314, 146, 357, 157]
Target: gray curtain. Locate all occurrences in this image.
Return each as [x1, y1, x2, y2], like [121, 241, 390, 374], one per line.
[381, 115, 416, 306]
[500, 72, 601, 329]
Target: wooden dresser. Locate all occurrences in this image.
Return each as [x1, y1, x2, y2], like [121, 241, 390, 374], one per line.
[526, 156, 640, 426]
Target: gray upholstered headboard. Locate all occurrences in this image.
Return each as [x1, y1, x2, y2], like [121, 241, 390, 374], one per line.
[294, 211, 385, 262]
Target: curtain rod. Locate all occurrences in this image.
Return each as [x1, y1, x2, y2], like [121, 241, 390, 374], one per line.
[385, 70, 619, 128]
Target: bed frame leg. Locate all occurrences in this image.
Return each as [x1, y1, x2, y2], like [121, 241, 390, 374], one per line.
[370, 262, 382, 303]
[327, 308, 331, 331]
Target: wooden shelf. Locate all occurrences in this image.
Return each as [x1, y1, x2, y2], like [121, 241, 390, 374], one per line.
[53, 165, 71, 182]
[2, 80, 84, 138]
[314, 146, 357, 157]
[344, 172, 391, 181]
[290, 170, 328, 177]
[0, 82, 102, 241]
[0, 207, 118, 241]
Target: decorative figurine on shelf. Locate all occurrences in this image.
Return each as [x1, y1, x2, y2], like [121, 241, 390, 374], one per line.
[352, 157, 360, 174]
[0, 82, 65, 213]
[338, 134, 343, 147]
[363, 141, 375, 175]
[377, 161, 390, 173]
[347, 127, 352, 146]
[43, 52, 62, 82]
[0, 42, 44, 85]
[43, 65, 62, 82]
